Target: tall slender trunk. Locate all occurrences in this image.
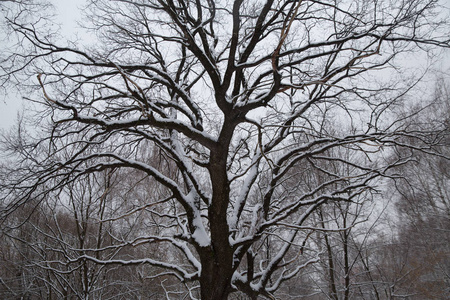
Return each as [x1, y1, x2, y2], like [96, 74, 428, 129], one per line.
[343, 222, 350, 300]
[319, 208, 339, 300]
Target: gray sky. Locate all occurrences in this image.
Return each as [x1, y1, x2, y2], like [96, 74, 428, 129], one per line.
[0, 0, 86, 131]
[1, 0, 449, 131]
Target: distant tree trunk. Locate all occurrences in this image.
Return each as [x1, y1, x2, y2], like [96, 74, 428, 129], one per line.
[318, 208, 339, 300]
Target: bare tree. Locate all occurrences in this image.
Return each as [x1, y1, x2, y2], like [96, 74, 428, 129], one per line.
[383, 79, 450, 300]
[1, 0, 449, 299]
[0, 170, 153, 299]
[271, 144, 391, 300]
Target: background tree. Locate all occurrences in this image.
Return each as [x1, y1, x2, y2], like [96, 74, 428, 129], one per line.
[384, 80, 450, 299]
[1, 0, 449, 299]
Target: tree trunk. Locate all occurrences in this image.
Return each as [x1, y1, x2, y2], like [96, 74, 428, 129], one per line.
[198, 116, 237, 299]
[200, 259, 233, 299]
[198, 196, 234, 299]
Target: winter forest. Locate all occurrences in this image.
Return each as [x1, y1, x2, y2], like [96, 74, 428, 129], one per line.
[0, 0, 449, 299]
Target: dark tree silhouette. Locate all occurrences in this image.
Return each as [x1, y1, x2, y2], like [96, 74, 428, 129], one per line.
[1, 0, 449, 299]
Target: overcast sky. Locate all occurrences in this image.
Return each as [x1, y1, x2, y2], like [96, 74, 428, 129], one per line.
[0, 0, 86, 131]
[1, 0, 449, 131]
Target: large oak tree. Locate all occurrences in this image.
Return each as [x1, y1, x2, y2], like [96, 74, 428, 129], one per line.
[1, 0, 449, 299]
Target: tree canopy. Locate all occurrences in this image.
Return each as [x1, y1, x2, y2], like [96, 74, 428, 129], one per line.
[1, 0, 449, 299]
